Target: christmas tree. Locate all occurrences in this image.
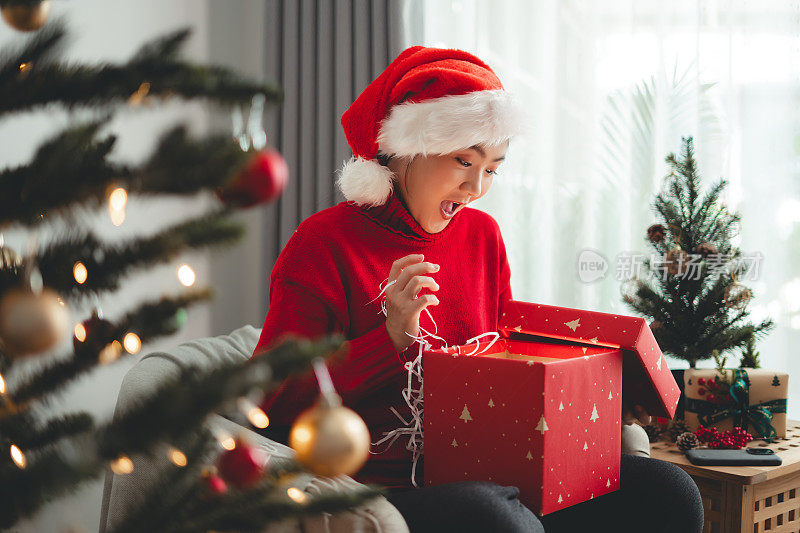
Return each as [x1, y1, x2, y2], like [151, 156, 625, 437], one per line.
[0, 9, 375, 531]
[621, 137, 774, 368]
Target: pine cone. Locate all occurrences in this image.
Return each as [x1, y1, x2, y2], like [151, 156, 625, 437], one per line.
[668, 419, 691, 442]
[643, 423, 663, 443]
[677, 432, 700, 452]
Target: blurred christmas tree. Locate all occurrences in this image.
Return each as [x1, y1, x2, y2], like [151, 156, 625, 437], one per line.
[621, 136, 774, 368]
[0, 5, 374, 531]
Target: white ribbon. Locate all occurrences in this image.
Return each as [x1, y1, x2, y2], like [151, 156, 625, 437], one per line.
[365, 276, 501, 487]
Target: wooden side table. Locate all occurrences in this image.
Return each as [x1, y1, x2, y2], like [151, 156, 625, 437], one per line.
[650, 420, 800, 533]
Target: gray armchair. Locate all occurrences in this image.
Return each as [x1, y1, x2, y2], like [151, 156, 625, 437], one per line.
[99, 325, 650, 533]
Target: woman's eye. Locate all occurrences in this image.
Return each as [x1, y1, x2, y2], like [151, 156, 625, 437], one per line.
[455, 157, 471, 168]
[486, 169, 498, 175]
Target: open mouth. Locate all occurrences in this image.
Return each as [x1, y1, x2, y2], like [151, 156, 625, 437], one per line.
[440, 200, 461, 219]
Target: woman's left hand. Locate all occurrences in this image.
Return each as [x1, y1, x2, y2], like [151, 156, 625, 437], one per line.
[621, 401, 652, 426]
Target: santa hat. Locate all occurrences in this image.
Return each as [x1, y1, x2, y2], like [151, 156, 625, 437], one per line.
[336, 46, 528, 207]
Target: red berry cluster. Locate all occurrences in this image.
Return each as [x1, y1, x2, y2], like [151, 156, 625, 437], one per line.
[694, 425, 754, 449]
[696, 377, 732, 404]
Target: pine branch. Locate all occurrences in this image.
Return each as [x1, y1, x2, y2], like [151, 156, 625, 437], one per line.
[10, 413, 94, 450]
[0, 21, 282, 116]
[2, 335, 345, 527]
[10, 290, 213, 404]
[0, 121, 250, 227]
[0, 15, 66, 86]
[0, 435, 100, 528]
[96, 334, 344, 460]
[30, 211, 242, 299]
[107, 428, 219, 533]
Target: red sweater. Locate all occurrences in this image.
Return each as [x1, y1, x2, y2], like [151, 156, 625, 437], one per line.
[252, 184, 512, 488]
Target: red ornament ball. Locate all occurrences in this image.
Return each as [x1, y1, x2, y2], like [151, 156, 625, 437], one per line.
[697, 377, 706, 386]
[707, 379, 718, 390]
[707, 393, 715, 401]
[216, 439, 268, 489]
[698, 388, 706, 396]
[204, 473, 227, 495]
[217, 149, 289, 208]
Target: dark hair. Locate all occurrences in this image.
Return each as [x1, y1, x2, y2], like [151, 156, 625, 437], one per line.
[376, 150, 393, 167]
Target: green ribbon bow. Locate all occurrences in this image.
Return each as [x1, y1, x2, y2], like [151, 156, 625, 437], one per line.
[685, 369, 787, 442]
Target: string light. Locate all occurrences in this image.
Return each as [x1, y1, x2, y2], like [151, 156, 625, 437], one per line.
[177, 264, 196, 287]
[98, 340, 123, 365]
[286, 487, 307, 503]
[168, 447, 187, 467]
[74, 323, 87, 343]
[19, 62, 31, 72]
[110, 455, 134, 475]
[237, 398, 269, 429]
[73, 262, 88, 284]
[108, 187, 127, 226]
[123, 333, 141, 354]
[10, 445, 26, 469]
[0, 373, 5, 394]
[214, 430, 236, 451]
[128, 81, 151, 106]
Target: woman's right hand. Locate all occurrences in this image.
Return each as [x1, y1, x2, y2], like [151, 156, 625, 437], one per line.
[384, 254, 440, 353]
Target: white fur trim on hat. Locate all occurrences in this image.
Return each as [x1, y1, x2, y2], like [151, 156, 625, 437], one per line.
[376, 89, 527, 157]
[335, 156, 396, 207]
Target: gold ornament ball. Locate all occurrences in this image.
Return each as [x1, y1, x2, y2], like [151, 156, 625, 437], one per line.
[1, 0, 50, 32]
[724, 283, 752, 310]
[289, 401, 370, 477]
[0, 288, 69, 358]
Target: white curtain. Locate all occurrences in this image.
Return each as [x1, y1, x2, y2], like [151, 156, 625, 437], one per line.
[404, 0, 800, 411]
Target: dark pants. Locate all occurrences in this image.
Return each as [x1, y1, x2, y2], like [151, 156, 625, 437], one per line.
[387, 454, 704, 533]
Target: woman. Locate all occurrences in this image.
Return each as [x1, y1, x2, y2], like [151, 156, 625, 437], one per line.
[253, 46, 703, 532]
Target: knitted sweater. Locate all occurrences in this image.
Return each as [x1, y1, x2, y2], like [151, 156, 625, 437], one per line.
[252, 183, 512, 488]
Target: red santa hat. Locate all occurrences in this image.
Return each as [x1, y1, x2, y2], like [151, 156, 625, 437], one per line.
[337, 45, 528, 207]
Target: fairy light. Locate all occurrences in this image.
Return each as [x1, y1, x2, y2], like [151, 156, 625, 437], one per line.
[0, 373, 5, 394]
[216, 431, 236, 450]
[168, 447, 187, 467]
[286, 487, 307, 504]
[177, 264, 196, 287]
[128, 81, 151, 106]
[19, 62, 31, 72]
[73, 262, 88, 284]
[10, 445, 26, 469]
[108, 187, 127, 226]
[98, 340, 123, 365]
[74, 323, 87, 343]
[237, 397, 269, 429]
[123, 333, 141, 354]
[110, 455, 134, 475]
[291, 426, 311, 445]
[57, 297, 65, 306]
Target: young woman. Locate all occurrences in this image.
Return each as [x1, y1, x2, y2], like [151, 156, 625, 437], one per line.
[253, 46, 703, 532]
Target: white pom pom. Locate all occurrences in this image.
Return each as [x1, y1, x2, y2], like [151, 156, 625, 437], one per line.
[335, 156, 396, 207]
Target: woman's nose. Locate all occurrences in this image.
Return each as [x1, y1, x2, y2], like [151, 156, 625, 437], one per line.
[461, 170, 482, 196]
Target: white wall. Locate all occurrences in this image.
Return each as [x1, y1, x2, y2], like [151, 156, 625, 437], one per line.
[0, 2, 268, 531]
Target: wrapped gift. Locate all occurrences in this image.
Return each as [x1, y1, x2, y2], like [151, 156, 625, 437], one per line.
[683, 368, 788, 440]
[423, 300, 681, 515]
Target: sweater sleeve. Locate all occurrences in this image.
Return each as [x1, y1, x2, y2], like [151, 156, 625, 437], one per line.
[252, 276, 402, 425]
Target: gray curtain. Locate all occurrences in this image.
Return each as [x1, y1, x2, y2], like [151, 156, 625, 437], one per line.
[262, 0, 407, 281]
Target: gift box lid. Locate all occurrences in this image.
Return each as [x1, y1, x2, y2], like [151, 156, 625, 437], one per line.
[499, 300, 681, 419]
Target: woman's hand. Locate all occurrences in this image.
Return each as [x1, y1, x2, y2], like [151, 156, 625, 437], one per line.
[621, 401, 652, 426]
[384, 254, 440, 353]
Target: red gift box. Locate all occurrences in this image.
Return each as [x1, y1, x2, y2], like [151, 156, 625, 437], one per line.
[422, 300, 680, 515]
